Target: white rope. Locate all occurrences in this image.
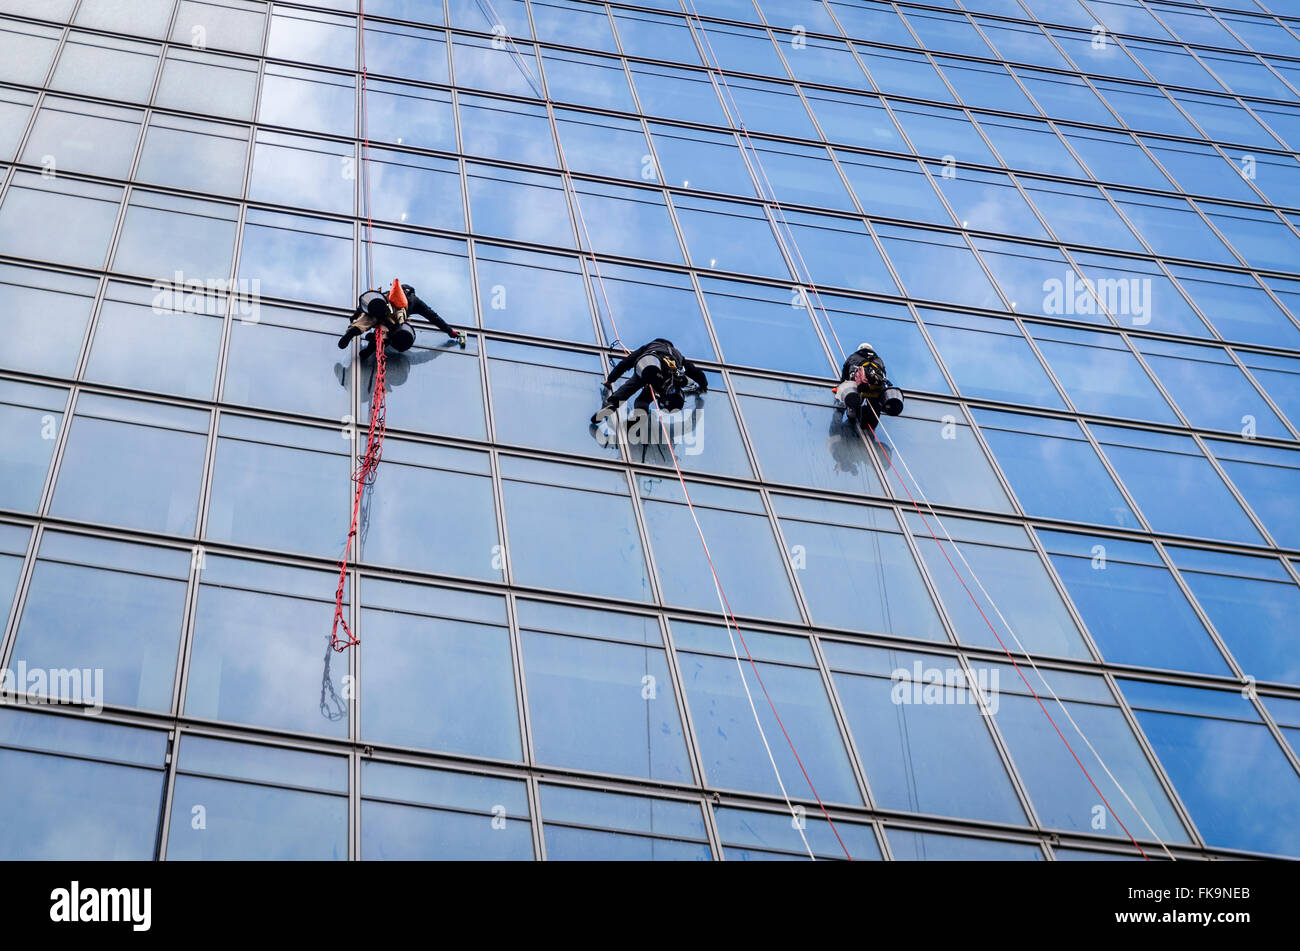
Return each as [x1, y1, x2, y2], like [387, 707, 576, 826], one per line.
[468, 0, 818, 859]
[679, 0, 1174, 860]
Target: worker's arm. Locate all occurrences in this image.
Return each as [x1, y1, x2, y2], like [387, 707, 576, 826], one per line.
[405, 290, 456, 335]
[605, 347, 643, 385]
[683, 361, 709, 392]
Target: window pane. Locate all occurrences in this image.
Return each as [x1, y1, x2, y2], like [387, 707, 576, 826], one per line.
[361, 579, 521, 760]
[910, 515, 1088, 658]
[186, 557, 348, 737]
[1137, 337, 1288, 436]
[20, 97, 142, 179]
[1120, 680, 1300, 857]
[501, 457, 652, 601]
[367, 80, 454, 152]
[361, 441, 501, 581]
[207, 416, 349, 558]
[477, 245, 594, 343]
[776, 495, 946, 640]
[0, 266, 96, 377]
[574, 181, 683, 263]
[249, 131, 354, 216]
[167, 736, 347, 859]
[12, 533, 188, 712]
[674, 195, 789, 278]
[365, 21, 448, 84]
[975, 409, 1139, 529]
[1041, 530, 1231, 675]
[877, 226, 1001, 310]
[826, 641, 1029, 826]
[1091, 424, 1265, 545]
[361, 761, 532, 860]
[461, 95, 555, 168]
[715, 804, 880, 860]
[0, 709, 165, 859]
[224, 305, 350, 421]
[886, 401, 1014, 511]
[993, 670, 1189, 844]
[888, 828, 1042, 860]
[239, 210, 353, 306]
[1171, 546, 1300, 688]
[468, 164, 573, 248]
[734, 376, 883, 495]
[259, 63, 355, 137]
[156, 49, 258, 121]
[488, 340, 616, 459]
[922, 310, 1064, 409]
[592, 263, 713, 357]
[136, 114, 249, 196]
[542, 49, 635, 111]
[0, 380, 64, 513]
[0, 174, 121, 270]
[1208, 440, 1300, 549]
[0, 21, 61, 86]
[674, 621, 861, 804]
[701, 278, 831, 376]
[520, 601, 692, 782]
[51, 395, 207, 536]
[172, 0, 268, 55]
[85, 284, 224, 399]
[50, 32, 159, 103]
[1028, 323, 1179, 424]
[540, 784, 710, 860]
[643, 479, 800, 622]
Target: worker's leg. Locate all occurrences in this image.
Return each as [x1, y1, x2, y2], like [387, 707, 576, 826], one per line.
[338, 313, 376, 349]
[843, 387, 864, 422]
[858, 397, 881, 429]
[632, 386, 655, 417]
[592, 375, 644, 424]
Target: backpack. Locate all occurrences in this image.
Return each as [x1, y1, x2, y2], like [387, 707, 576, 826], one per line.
[852, 356, 886, 390]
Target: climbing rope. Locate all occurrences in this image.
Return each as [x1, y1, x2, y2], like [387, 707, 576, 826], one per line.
[472, 0, 846, 859]
[331, 324, 388, 652]
[329, 0, 387, 652]
[679, 0, 1173, 859]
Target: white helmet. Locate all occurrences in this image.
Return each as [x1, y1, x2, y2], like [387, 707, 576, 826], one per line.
[857, 342, 874, 353]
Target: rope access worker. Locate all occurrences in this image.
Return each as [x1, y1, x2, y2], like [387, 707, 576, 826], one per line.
[337, 279, 466, 359]
[834, 342, 904, 427]
[591, 338, 709, 424]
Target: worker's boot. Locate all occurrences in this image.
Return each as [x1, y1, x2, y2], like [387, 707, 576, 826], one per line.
[843, 390, 864, 424]
[590, 400, 616, 425]
[337, 325, 362, 349]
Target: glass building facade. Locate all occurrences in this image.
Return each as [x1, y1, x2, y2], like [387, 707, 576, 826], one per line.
[0, 0, 1299, 861]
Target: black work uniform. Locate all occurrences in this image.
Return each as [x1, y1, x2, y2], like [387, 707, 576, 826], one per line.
[606, 338, 708, 413]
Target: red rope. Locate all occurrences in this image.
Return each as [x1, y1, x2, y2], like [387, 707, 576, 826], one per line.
[330, 0, 382, 652]
[331, 325, 388, 652]
[864, 421, 1149, 859]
